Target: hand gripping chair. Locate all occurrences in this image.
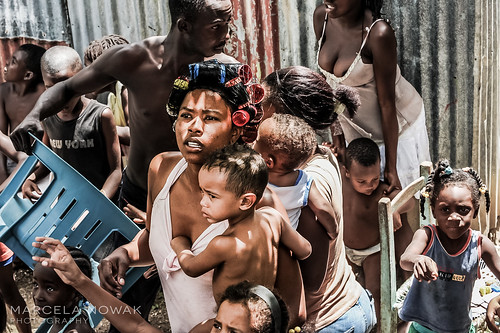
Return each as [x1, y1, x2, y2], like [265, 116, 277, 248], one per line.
[0, 135, 147, 327]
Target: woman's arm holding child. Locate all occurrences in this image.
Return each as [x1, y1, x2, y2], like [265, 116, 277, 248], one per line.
[307, 181, 339, 239]
[400, 228, 438, 282]
[171, 235, 228, 277]
[278, 213, 312, 261]
[32, 237, 161, 333]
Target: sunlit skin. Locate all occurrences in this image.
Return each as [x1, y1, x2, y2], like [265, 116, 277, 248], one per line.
[4, 50, 29, 82]
[210, 301, 252, 333]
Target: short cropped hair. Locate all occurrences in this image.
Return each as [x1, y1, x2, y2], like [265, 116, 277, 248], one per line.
[18, 44, 46, 84]
[169, 0, 207, 25]
[345, 138, 380, 169]
[259, 113, 317, 171]
[41, 46, 82, 76]
[202, 144, 268, 203]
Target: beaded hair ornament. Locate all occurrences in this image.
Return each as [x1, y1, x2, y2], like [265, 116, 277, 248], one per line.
[420, 160, 490, 219]
[167, 59, 264, 142]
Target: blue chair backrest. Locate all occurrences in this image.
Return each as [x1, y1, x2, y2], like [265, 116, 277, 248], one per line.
[0, 135, 147, 327]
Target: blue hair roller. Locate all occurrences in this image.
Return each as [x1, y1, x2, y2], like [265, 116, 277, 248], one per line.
[220, 64, 226, 84]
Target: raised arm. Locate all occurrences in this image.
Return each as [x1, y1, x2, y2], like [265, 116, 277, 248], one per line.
[171, 235, 228, 278]
[32, 237, 161, 333]
[400, 228, 437, 282]
[99, 108, 121, 199]
[307, 181, 339, 240]
[370, 21, 401, 193]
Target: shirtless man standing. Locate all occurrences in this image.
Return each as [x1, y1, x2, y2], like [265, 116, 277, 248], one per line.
[11, 0, 233, 212]
[10, 0, 233, 326]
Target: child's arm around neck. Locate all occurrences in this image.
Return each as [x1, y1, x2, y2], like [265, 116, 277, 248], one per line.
[171, 234, 230, 278]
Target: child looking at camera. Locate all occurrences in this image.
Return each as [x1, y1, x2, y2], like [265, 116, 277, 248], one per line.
[399, 160, 500, 332]
[170, 144, 312, 303]
[33, 246, 94, 333]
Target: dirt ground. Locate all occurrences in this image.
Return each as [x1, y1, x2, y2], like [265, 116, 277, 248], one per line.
[5, 264, 171, 333]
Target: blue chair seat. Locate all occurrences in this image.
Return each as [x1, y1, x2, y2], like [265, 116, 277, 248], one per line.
[0, 135, 147, 327]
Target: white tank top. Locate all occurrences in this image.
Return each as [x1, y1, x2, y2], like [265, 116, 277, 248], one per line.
[149, 158, 228, 332]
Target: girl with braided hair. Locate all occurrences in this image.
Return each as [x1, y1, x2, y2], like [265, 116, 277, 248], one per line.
[313, 0, 431, 194]
[399, 160, 498, 332]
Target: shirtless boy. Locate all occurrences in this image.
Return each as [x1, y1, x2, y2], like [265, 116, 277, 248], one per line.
[342, 137, 413, 328]
[171, 144, 311, 327]
[172, 144, 311, 298]
[0, 44, 46, 178]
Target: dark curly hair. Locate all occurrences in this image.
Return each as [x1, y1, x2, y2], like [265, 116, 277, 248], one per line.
[167, 59, 262, 143]
[218, 281, 289, 333]
[262, 66, 359, 130]
[258, 113, 317, 171]
[420, 159, 490, 219]
[84, 34, 129, 65]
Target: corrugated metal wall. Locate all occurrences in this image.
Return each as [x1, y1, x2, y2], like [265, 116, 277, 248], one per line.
[0, 0, 498, 228]
[473, 0, 499, 233]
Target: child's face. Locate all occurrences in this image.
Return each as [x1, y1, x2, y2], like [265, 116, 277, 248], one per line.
[3, 50, 28, 82]
[199, 167, 242, 223]
[345, 160, 380, 196]
[432, 185, 475, 240]
[211, 300, 252, 333]
[33, 263, 77, 318]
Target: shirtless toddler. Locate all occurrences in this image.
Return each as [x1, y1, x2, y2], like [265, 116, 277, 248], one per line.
[342, 137, 413, 328]
[170, 144, 311, 303]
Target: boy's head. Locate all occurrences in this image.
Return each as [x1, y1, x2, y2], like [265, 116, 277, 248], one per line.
[344, 138, 381, 196]
[253, 113, 317, 172]
[41, 46, 83, 88]
[199, 144, 268, 222]
[4, 44, 46, 84]
[33, 246, 92, 318]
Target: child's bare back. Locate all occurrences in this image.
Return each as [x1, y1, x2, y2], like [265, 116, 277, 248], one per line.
[211, 207, 282, 300]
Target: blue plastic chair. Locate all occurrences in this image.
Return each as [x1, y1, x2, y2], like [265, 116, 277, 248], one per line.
[0, 135, 147, 327]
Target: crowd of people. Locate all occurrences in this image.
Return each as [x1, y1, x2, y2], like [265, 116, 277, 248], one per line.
[0, 0, 499, 333]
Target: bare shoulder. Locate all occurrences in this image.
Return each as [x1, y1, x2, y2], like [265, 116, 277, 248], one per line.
[150, 151, 183, 177]
[256, 206, 285, 225]
[368, 19, 395, 42]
